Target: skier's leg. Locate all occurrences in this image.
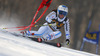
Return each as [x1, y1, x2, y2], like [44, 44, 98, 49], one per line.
[44, 31, 62, 41]
[26, 26, 49, 36]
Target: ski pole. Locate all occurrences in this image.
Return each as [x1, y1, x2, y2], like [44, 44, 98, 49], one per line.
[1, 25, 38, 30]
[1, 25, 39, 29]
[2, 24, 53, 30]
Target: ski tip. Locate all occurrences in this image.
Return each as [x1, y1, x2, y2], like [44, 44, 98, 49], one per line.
[57, 43, 62, 47]
[37, 38, 42, 42]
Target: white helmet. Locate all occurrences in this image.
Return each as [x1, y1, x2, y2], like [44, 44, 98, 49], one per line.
[57, 5, 68, 17]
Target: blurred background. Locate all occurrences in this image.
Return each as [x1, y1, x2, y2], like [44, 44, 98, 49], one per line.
[0, 0, 100, 55]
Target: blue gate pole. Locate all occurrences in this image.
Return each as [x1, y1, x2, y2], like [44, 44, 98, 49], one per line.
[80, 40, 85, 51]
[96, 24, 100, 54]
[97, 24, 100, 54]
[96, 45, 99, 54]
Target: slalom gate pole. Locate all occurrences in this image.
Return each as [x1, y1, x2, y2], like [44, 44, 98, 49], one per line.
[5, 0, 52, 31]
[29, 7, 49, 31]
[17, 7, 49, 31]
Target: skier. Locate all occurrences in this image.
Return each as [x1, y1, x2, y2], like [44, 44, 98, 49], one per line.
[21, 5, 70, 45]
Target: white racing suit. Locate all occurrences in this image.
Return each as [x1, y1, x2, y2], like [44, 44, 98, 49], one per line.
[25, 11, 70, 41]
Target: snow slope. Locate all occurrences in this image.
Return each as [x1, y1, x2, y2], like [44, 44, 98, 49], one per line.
[0, 29, 98, 56]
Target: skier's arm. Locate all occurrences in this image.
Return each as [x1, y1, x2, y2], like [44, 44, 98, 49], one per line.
[64, 19, 70, 45]
[45, 11, 56, 23]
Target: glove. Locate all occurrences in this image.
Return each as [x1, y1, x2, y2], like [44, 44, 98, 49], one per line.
[49, 23, 56, 26]
[43, 22, 56, 26]
[66, 39, 70, 45]
[49, 21, 56, 26]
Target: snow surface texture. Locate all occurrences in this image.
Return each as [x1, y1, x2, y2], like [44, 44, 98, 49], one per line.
[0, 29, 98, 56]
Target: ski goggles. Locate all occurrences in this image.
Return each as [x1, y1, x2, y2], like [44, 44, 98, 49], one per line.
[58, 10, 67, 16]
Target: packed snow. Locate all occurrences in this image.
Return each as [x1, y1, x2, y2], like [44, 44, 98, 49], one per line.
[0, 29, 98, 56]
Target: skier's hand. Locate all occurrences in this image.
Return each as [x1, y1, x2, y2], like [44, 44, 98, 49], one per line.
[49, 23, 56, 26]
[66, 39, 70, 45]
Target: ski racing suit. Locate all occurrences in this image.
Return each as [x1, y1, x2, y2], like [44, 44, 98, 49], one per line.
[25, 11, 70, 42]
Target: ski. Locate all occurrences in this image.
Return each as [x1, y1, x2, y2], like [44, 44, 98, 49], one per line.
[28, 37, 62, 47]
[9, 32, 62, 47]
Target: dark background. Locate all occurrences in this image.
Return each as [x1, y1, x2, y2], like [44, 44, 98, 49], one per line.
[0, 0, 100, 55]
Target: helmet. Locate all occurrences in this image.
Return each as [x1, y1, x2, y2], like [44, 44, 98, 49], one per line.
[57, 5, 68, 17]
